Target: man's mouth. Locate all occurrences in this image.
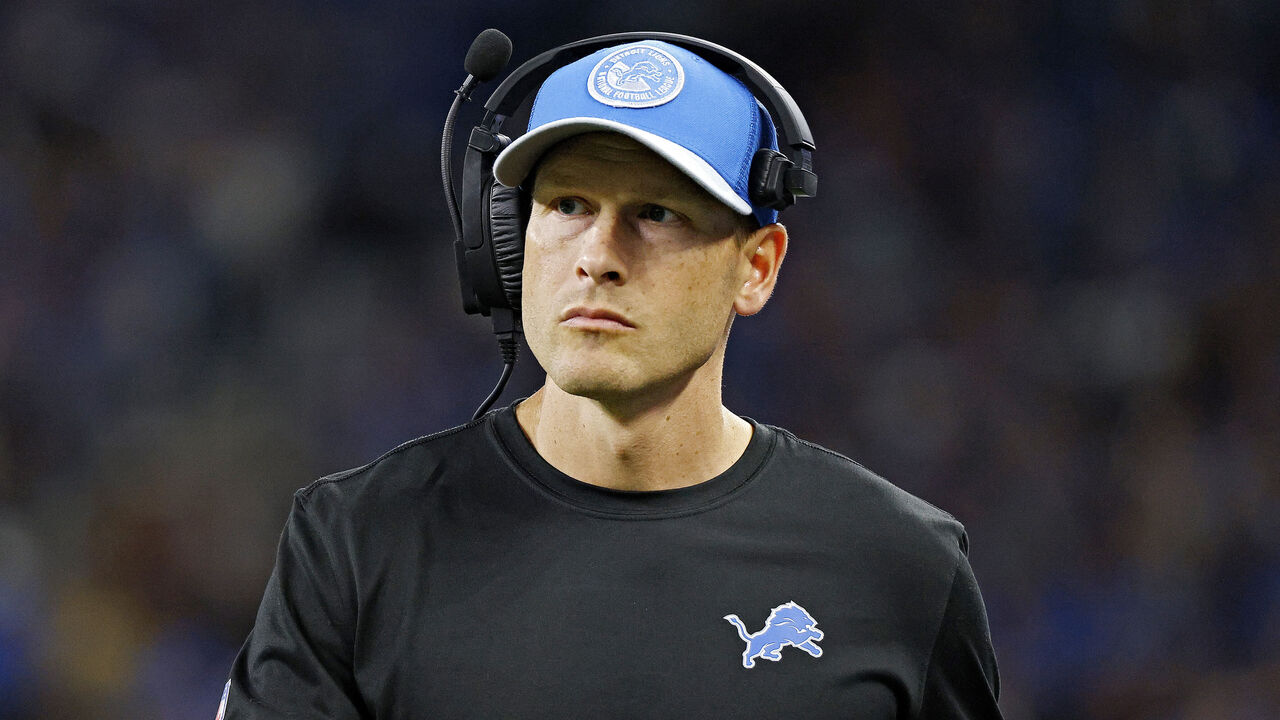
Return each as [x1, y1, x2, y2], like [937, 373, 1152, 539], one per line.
[560, 306, 636, 331]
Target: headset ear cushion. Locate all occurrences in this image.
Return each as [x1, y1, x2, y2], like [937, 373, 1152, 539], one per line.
[487, 182, 526, 309]
[749, 148, 791, 210]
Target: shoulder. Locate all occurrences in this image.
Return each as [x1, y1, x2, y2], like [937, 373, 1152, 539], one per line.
[294, 415, 495, 519]
[760, 424, 968, 557]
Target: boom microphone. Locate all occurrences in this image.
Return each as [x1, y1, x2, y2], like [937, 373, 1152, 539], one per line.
[441, 29, 519, 421]
[442, 29, 512, 264]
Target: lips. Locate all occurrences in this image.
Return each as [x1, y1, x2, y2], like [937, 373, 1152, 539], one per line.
[560, 306, 635, 330]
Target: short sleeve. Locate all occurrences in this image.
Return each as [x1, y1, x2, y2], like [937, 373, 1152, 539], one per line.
[223, 492, 366, 719]
[918, 545, 1003, 719]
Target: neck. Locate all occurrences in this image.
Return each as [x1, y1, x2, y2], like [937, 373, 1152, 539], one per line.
[514, 349, 753, 492]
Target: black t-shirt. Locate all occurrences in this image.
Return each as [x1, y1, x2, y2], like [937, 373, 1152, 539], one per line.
[223, 405, 1001, 718]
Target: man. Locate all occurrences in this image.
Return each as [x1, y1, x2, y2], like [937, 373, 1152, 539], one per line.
[221, 38, 1001, 718]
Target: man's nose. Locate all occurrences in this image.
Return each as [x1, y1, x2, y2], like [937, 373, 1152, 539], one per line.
[575, 211, 628, 285]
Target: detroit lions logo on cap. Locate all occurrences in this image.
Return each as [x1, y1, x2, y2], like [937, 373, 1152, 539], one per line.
[587, 44, 684, 108]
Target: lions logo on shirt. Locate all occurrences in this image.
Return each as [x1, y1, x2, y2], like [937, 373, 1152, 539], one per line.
[587, 44, 684, 108]
[724, 601, 825, 669]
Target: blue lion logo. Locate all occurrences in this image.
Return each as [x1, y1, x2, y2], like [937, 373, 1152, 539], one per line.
[618, 60, 663, 84]
[724, 601, 824, 669]
[607, 60, 665, 91]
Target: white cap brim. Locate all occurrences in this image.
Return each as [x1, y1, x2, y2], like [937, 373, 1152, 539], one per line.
[492, 118, 753, 216]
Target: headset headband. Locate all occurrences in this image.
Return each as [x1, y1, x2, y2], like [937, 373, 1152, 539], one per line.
[479, 32, 815, 173]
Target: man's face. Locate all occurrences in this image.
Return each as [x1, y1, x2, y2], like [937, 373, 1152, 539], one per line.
[521, 132, 751, 405]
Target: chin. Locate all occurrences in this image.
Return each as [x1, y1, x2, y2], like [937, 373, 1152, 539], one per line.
[547, 363, 640, 401]
[531, 337, 636, 394]
[546, 355, 710, 408]
[531, 332, 722, 405]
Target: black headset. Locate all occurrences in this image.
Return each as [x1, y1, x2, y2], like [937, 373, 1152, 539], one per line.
[441, 31, 817, 417]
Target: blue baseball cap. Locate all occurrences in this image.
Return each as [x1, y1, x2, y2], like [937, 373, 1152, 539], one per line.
[492, 40, 781, 227]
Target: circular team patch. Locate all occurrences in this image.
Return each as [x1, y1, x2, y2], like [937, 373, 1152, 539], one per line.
[587, 44, 685, 108]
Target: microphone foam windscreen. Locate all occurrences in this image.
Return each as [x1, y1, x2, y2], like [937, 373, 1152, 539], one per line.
[464, 29, 513, 82]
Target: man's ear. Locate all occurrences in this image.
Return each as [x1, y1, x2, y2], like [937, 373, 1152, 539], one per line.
[733, 223, 788, 316]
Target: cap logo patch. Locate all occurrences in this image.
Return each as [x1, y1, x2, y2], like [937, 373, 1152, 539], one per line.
[587, 44, 684, 108]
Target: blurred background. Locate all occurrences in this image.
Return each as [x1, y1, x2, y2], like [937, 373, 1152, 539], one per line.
[1, 0, 1277, 717]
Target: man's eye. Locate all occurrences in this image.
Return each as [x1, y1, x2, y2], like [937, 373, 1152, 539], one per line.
[556, 198, 588, 215]
[641, 205, 678, 223]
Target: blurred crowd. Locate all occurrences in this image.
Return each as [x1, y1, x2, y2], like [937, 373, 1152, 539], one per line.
[1, 0, 1277, 718]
